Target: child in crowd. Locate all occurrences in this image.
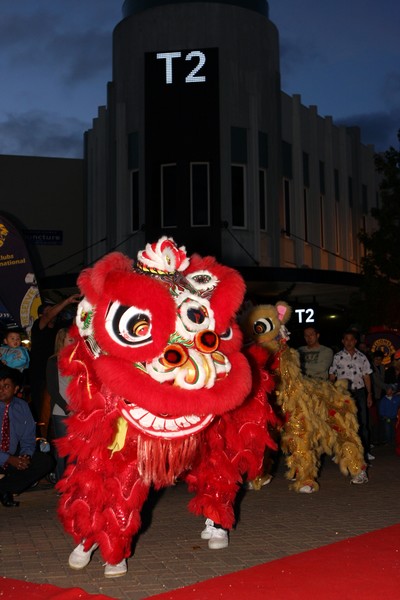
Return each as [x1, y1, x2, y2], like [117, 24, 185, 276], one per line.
[379, 384, 400, 445]
[0, 330, 30, 373]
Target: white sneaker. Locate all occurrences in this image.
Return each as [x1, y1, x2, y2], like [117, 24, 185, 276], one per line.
[208, 528, 229, 550]
[299, 484, 315, 494]
[201, 518, 216, 540]
[104, 559, 127, 578]
[367, 453, 375, 461]
[68, 542, 99, 570]
[351, 471, 368, 485]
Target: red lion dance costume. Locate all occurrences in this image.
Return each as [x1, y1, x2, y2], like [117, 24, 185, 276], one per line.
[57, 237, 276, 576]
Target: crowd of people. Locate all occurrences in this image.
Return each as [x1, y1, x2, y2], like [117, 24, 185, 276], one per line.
[0, 294, 79, 507]
[1, 304, 399, 514]
[297, 325, 400, 460]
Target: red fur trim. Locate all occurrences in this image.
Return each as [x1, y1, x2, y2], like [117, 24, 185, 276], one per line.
[77, 252, 133, 304]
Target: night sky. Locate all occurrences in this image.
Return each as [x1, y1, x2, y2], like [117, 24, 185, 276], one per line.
[0, 0, 398, 158]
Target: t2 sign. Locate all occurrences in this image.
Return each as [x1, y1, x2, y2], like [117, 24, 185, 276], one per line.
[295, 308, 315, 324]
[156, 51, 207, 84]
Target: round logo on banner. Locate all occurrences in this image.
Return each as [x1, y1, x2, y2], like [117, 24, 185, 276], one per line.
[370, 337, 396, 365]
[20, 285, 41, 336]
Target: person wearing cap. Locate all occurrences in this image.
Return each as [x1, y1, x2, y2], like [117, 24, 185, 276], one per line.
[28, 294, 80, 432]
[329, 330, 375, 463]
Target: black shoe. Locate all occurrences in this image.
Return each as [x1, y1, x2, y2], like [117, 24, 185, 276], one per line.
[46, 472, 57, 485]
[0, 492, 20, 507]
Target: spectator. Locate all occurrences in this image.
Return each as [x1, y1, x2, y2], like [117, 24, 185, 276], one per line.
[329, 330, 374, 462]
[46, 328, 75, 482]
[0, 367, 54, 507]
[297, 326, 333, 379]
[379, 385, 400, 445]
[0, 329, 30, 373]
[29, 294, 80, 432]
[370, 350, 389, 444]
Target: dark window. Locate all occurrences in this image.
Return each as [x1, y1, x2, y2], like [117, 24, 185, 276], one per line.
[128, 132, 139, 170]
[348, 177, 353, 207]
[303, 152, 310, 188]
[334, 200, 340, 254]
[284, 178, 291, 235]
[258, 132, 268, 169]
[259, 169, 267, 230]
[231, 127, 247, 163]
[334, 169, 340, 202]
[319, 161, 325, 195]
[231, 165, 246, 227]
[303, 188, 308, 242]
[362, 184, 368, 214]
[320, 195, 325, 248]
[161, 164, 177, 228]
[282, 142, 293, 179]
[131, 169, 139, 231]
[191, 163, 210, 226]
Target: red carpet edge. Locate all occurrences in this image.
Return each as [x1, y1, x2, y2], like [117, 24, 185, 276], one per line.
[149, 524, 400, 600]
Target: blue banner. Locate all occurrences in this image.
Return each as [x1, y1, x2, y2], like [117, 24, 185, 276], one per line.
[0, 214, 42, 334]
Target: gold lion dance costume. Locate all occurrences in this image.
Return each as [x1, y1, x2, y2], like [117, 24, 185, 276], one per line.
[56, 238, 277, 577]
[241, 303, 368, 493]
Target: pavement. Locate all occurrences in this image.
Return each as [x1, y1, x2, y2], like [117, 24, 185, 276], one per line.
[1, 444, 399, 600]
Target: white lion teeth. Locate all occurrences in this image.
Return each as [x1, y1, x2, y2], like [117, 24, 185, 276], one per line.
[139, 412, 155, 428]
[174, 416, 191, 428]
[131, 407, 147, 419]
[185, 415, 201, 424]
[152, 417, 166, 430]
[122, 403, 214, 438]
[165, 419, 180, 431]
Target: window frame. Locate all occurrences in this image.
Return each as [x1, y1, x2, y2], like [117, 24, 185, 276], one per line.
[190, 161, 210, 227]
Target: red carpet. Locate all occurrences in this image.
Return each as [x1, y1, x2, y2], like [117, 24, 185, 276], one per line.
[1, 525, 400, 599]
[0, 579, 116, 600]
[151, 524, 400, 600]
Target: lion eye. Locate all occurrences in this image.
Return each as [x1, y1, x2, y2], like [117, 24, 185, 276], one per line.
[105, 302, 152, 347]
[178, 298, 212, 333]
[220, 327, 233, 340]
[253, 318, 274, 336]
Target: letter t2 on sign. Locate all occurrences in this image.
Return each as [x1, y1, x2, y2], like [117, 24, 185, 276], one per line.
[156, 51, 207, 84]
[295, 308, 315, 324]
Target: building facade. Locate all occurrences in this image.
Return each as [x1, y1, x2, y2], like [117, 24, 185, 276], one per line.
[84, 0, 379, 332]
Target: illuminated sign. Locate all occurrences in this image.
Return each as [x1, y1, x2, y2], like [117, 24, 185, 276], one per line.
[156, 50, 207, 84]
[294, 308, 315, 324]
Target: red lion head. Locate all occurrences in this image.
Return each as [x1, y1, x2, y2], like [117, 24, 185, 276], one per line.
[70, 237, 252, 441]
